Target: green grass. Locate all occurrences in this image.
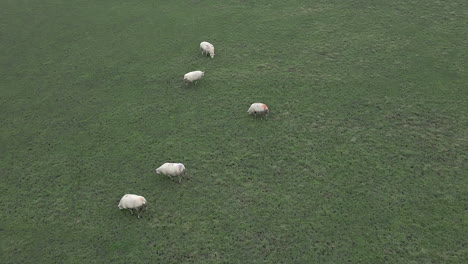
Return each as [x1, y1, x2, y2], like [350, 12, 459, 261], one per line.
[1, 0, 467, 263]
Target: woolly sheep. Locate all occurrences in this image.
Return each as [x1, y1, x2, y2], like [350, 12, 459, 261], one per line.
[183, 71, 204, 85]
[156, 163, 188, 183]
[200, 41, 215, 58]
[118, 194, 147, 218]
[248, 103, 269, 118]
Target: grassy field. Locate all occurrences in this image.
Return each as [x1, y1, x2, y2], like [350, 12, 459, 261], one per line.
[1, 0, 467, 263]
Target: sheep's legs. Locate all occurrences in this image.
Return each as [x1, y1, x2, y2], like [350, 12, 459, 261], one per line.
[137, 208, 143, 218]
[129, 208, 134, 215]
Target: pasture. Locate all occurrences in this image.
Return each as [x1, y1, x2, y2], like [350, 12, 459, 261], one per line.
[1, 0, 467, 263]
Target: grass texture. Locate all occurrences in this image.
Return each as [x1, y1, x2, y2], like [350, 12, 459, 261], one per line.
[1, 0, 467, 263]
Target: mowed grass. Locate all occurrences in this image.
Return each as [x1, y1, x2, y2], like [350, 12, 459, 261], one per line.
[1, 0, 467, 262]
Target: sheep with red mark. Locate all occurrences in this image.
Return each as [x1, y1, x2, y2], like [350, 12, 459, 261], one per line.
[118, 194, 147, 218]
[156, 163, 188, 183]
[183, 71, 204, 85]
[200, 41, 215, 58]
[248, 103, 269, 118]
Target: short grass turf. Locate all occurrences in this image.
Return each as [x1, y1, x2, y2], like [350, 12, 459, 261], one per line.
[1, 0, 467, 263]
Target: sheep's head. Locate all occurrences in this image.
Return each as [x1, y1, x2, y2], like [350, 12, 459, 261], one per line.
[210, 53, 215, 58]
[155, 168, 161, 174]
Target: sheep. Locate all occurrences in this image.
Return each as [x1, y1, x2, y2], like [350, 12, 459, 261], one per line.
[200, 41, 215, 58]
[183, 70, 204, 85]
[156, 162, 188, 183]
[248, 103, 269, 118]
[118, 194, 147, 218]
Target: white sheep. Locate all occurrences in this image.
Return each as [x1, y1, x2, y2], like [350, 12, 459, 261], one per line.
[183, 70, 204, 85]
[248, 103, 269, 118]
[156, 163, 188, 183]
[200, 41, 215, 58]
[118, 194, 147, 218]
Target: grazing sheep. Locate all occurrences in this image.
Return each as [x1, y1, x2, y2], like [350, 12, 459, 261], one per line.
[248, 103, 269, 118]
[200, 41, 215, 58]
[183, 71, 204, 85]
[156, 163, 188, 183]
[118, 194, 147, 218]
